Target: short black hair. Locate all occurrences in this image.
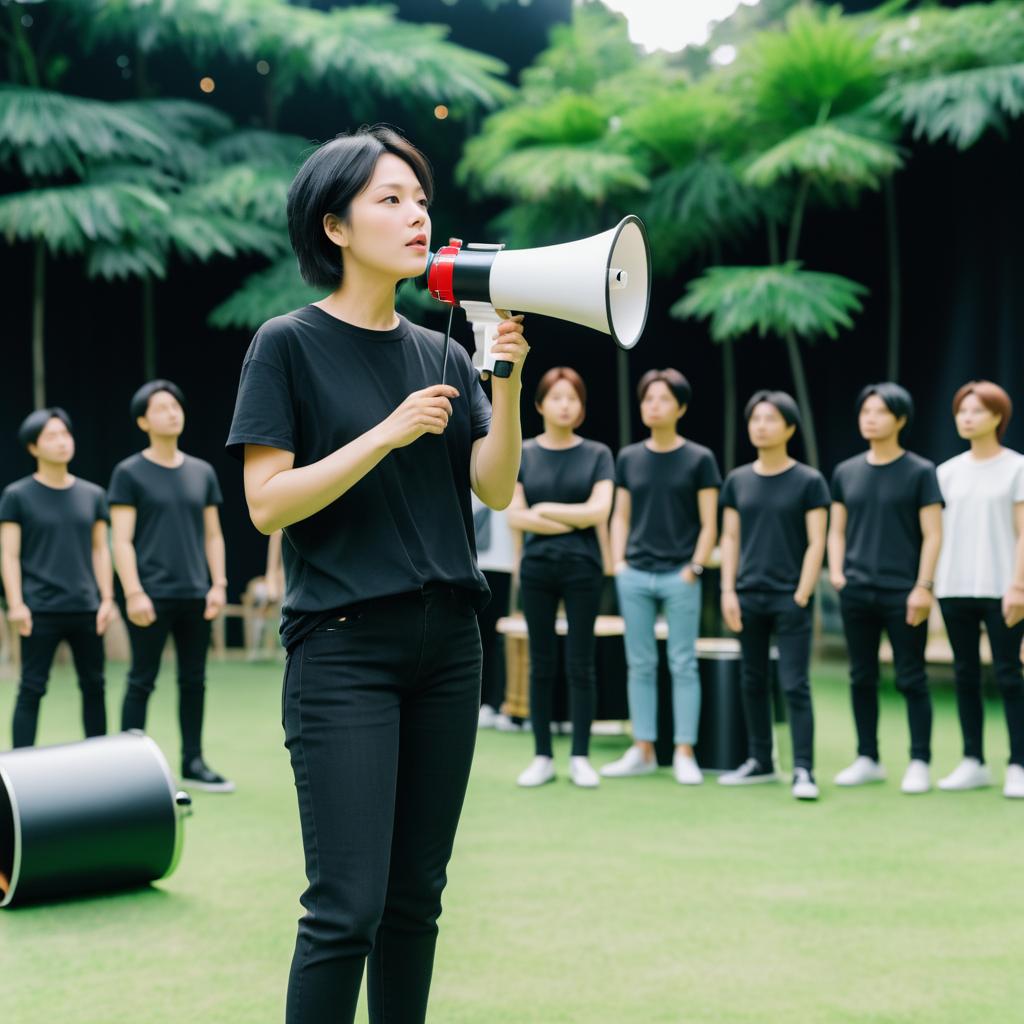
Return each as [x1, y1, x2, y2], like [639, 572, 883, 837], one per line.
[857, 382, 914, 428]
[287, 126, 434, 289]
[18, 407, 72, 450]
[637, 368, 692, 408]
[131, 379, 186, 421]
[745, 389, 802, 431]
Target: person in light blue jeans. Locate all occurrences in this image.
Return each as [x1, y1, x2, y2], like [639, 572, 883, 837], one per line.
[603, 369, 721, 784]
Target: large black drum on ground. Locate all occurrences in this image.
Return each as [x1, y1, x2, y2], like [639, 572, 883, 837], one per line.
[0, 732, 192, 908]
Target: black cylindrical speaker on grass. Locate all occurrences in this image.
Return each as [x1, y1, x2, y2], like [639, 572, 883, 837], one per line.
[0, 732, 192, 908]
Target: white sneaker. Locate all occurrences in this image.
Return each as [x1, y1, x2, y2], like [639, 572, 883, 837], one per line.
[1003, 764, 1024, 799]
[719, 758, 779, 785]
[600, 745, 657, 778]
[516, 756, 555, 788]
[792, 767, 819, 801]
[478, 704, 498, 729]
[834, 756, 887, 787]
[672, 752, 703, 785]
[494, 713, 523, 732]
[569, 756, 600, 788]
[938, 757, 993, 791]
[901, 759, 931, 795]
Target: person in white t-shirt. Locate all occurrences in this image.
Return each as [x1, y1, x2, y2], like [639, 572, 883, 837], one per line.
[934, 380, 1024, 799]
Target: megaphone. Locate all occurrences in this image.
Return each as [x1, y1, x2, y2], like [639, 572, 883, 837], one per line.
[426, 215, 651, 379]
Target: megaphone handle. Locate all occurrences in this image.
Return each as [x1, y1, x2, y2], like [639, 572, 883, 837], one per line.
[492, 308, 513, 379]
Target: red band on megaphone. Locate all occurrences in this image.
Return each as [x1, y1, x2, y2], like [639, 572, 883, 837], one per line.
[428, 240, 462, 305]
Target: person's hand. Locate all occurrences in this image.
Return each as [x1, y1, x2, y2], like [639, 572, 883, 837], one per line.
[793, 590, 811, 609]
[205, 584, 227, 622]
[126, 591, 157, 628]
[96, 598, 116, 636]
[830, 571, 847, 592]
[488, 314, 529, 380]
[374, 385, 460, 451]
[906, 586, 933, 627]
[7, 603, 32, 638]
[721, 591, 742, 633]
[1003, 584, 1024, 628]
[681, 567, 698, 585]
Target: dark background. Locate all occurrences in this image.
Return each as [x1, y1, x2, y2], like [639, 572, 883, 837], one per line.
[1, 0, 1020, 603]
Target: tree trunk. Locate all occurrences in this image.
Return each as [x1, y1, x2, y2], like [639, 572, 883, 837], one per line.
[884, 176, 902, 382]
[783, 329, 819, 468]
[711, 239, 736, 471]
[142, 275, 156, 379]
[616, 346, 631, 451]
[32, 240, 45, 408]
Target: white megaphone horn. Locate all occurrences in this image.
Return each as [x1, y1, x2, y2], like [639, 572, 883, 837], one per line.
[425, 215, 651, 379]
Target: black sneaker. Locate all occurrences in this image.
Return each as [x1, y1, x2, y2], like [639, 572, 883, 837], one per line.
[181, 756, 236, 793]
[717, 757, 780, 786]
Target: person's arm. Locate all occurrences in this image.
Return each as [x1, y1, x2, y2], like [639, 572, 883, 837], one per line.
[795, 507, 828, 607]
[265, 529, 284, 602]
[907, 504, 942, 627]
[610, 487, 631, 573]
[827, 501, 848, 591]
[469, 316, 530, 510]
[505, 482, 573, 535]
[684, 487, 719, 582]
[531, 479, 614, 530]
[110, 505, 156, 627]
[244, 384, 461, 534]
[719, 507, 742, 632]
[203, 505, 227, 621]
[0, 521, 31, 637]
[91, 520, 115, 636]
[1003, 502, 1024, 628]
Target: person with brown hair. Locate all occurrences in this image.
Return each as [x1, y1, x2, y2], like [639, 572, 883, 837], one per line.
[934, 380, 1024, 798]
[507, 367, 614, 789]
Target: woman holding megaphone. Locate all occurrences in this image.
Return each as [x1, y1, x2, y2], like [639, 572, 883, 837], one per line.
[507, 367, 615, 789]
[227, 127, 529, 1024]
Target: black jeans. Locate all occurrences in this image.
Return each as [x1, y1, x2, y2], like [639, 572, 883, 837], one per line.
[939, 597, 1024, 767]
[12, 611, 106, 748]
[478, 569, 512, 710]
[839, 585, 933, 763]
[519, 555, 604, 758]
[283, 585, 481, 1024]
[120, 597, 210, 764]
[737, 591, 815, 771]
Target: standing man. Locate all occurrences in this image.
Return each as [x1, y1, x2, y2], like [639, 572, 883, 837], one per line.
[1, 408, 113, 747]
[829, 383, 943, 794]
[108, 379, 233, 792]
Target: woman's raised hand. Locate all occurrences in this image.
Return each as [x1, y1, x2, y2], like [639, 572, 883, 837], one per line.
[376, 384, 460, 450]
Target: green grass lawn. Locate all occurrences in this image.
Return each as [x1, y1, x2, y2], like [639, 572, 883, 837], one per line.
[1, 657, 1022, 1024]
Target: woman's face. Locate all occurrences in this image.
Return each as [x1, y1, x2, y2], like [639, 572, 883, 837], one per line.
[328, 153, 431, 283]
[748, 401, 794, 450]
[30, 417, 74, 465]
[537, 379, 583, 430]
[858, 394, 902, 442]
[640, 380, 684, 429]
[955, 391, 1001, 441]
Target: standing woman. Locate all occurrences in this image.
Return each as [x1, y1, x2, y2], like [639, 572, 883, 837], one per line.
[603, 368, 720, 785]
[934, 381, 1024, 798]
[227, 128, 528, 1023]
[507, 367, 614, 789]
[719, 391, 830, 801]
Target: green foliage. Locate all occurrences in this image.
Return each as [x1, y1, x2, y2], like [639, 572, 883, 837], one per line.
[208, 256, 319, 330]
[673, 262, 867, 342]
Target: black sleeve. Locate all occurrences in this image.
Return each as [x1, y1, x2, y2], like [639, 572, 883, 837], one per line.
[805, 471, 831, 510]
[206, 464, 224, 507]
[593, 444, 615, 485]
[614, 450, 629, 489]
[697, 450, 723, 490]
[719, 473, 737, 510]
[107, 464, 138, 507]
[226, 351, 296, 460]
[918, 463, 944, 509]
[95, 488, 111, 524]
[0, 487, 21, 525]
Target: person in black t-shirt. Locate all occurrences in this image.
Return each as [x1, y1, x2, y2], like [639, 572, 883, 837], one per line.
[507, 367, 614, 790]
[108, 379, 233, 793]
[828, 383, 944, 794]
[227, 129, 528, 1024]
[1, 409, 113, 748]
[603, 368, 721, 785]
[719, 391, 829, 800]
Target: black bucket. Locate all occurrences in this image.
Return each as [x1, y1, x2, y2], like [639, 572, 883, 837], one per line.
[0, 732, 192, 908]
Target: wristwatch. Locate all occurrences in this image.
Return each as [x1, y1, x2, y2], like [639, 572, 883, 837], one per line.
[688, 563, 705, 577]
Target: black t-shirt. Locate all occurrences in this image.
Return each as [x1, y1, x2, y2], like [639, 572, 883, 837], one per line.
[0, 476, 109, 613]
[107, 453, 222, 600]
[616, 440, 722, 572]
[516, 438, 614, 569]
[720, 462, 830, 592]
[226, 305, 492, 651]
[831, 451, 944, 590]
